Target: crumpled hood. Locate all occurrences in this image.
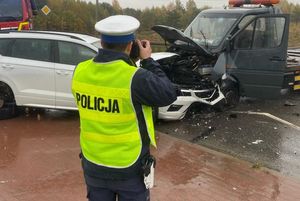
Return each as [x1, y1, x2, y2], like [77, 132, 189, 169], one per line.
[152, 25, 212, 56]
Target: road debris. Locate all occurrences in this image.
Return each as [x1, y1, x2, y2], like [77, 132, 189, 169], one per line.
[191, 126, 216, 143]
[252, 163, 262, 169]
[284, 100, 296, 106]
[251, 140, 263, 145]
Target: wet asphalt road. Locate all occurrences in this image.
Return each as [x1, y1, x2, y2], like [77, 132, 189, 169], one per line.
[156, 91, 300, 180]
[0, 91, 299, 183]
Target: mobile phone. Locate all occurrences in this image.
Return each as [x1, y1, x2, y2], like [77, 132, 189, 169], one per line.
[130, 40, 140, 61]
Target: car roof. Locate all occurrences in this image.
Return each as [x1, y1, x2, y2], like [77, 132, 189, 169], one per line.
[34, 31, 100, 44]
[0, 30, 100, 44]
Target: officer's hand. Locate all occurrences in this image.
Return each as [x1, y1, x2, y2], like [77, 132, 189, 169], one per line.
[137, 40, 152, 60]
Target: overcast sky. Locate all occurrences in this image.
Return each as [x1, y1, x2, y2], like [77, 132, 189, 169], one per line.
[84, 0, 300, 9]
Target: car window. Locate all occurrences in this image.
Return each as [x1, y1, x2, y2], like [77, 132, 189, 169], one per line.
[11, 39, 51, 62]
[0, 39, 12, 56]
[58, 41, 96, 65]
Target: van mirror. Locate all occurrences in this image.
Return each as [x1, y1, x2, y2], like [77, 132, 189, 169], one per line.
[224, 36, 231, 53]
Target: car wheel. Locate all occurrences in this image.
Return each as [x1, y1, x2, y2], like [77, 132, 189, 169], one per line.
[0, 83, 17, 120]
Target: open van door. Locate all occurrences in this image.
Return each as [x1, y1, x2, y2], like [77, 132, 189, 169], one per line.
[227, 14, 289, 99]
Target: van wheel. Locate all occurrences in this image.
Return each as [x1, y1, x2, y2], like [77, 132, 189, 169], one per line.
[215, 85, 239, 112]
[223, 86, 239, 107]
[0, 83, 17, 120]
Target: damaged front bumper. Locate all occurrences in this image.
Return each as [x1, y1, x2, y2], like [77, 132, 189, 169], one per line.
[158, 84, 225, 120]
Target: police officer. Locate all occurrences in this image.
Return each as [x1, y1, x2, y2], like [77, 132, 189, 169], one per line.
[72, 15, 177, 201]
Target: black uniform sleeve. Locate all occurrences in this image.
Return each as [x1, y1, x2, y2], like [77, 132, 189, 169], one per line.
[131, 58, 178, 107]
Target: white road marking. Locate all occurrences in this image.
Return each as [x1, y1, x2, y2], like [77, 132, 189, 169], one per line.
[232, 111, 300, 131]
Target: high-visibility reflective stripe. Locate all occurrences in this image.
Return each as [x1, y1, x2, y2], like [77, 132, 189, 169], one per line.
[295, 75, 300, 82]
[142, 105, 156, 147]
[79, 108, 135, 123]
[82, 131, 139, 144]
[72, 80, 130, 98]
[294, 84, 300, 90]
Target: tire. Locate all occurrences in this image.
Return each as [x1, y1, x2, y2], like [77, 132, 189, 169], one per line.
[223, 86, 240, 107]
[0, 83, 17, 120]
[214, 84, 239, 112]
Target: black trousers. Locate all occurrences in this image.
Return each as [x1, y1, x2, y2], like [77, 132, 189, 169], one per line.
[86, 176, 150, 201]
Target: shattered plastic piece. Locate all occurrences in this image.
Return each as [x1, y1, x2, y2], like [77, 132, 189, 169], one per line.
[174, 128, 178, 132]
[233, 187, 237, 191]
[238, 127, 242, 130]
[0, 180, 8, 184]
[274, 127, 278, 130]
[251, 140, 263, 144]
[284, 101, 296, 106]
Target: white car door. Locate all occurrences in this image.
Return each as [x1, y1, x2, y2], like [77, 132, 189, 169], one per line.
[5, 38, 55, 107]
[54, 41, 97, 109]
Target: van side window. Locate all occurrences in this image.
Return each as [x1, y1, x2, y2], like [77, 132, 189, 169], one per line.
[58, 41, 96, 66]
[234, 16, 286, 49]
[234, 21, 255, 49]
[0, 39, 12, 56]
[253, 17, 285, 48]
[11, 39, 51, 62]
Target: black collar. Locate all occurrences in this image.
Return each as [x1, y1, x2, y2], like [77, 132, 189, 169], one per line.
[93, 49, 136, 66]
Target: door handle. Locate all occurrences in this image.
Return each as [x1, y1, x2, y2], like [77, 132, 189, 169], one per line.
[56, 70, 71, 76]
[269, 56, 285, 62]
[56, 70, 62, 75]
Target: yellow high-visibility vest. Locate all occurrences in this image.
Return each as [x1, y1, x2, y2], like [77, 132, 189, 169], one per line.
[72, 59, 156, 168]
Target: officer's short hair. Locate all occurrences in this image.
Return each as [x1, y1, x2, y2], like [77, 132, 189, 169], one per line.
[101, 41, 130, 52]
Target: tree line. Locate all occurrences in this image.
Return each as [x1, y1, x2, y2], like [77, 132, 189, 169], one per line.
[34, 0, 207, 37]
[34, 0, 300, 45]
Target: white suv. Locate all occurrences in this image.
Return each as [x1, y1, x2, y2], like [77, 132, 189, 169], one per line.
[0, 31, 99, 119]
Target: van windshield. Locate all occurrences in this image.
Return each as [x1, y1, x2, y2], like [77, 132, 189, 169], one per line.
[184, 13, 239, 48]
[0, 0, 23, 22]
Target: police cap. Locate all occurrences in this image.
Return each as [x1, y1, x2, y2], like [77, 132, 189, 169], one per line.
[95, 15, 140, 43]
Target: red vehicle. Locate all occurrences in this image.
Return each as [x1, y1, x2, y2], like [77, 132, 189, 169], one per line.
[0, 0, 37, 31]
